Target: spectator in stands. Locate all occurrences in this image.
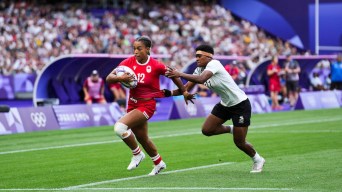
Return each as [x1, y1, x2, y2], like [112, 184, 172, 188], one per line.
[267, 55, 283, 110]
[83, 70, 106, 104]
[284, 54, 301, 107]
[324, 73, 331, 90]
[0, 1, 305, 75]
[166, 44, 265, 173]
[237, 62, 248, 87]
[279, 72, 288, 104]
[330, 54, 342, 90]
[224, 61, 239, 82]
[311, 72, 325, 91]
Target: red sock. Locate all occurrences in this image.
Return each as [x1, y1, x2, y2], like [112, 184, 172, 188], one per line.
[132, 146, 141, 156]
[151, 154, 162, 165]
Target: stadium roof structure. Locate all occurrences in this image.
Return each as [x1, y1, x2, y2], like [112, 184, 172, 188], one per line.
[33, 54, 169, 106]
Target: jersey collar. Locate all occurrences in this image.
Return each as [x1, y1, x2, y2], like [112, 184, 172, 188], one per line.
[136, 55, 150, 65]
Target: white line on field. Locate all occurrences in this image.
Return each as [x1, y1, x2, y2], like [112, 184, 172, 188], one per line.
[79, 187, 293, 191]
[250, 130, 342, 133]
[64, 162, 235, 190]
[0, 189, 59, 191]
[0, 132, 197, 155]
[0, 117, 341, 155]
[0, 187, 293, 191]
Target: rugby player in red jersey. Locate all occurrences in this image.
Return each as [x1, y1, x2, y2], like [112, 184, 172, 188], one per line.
[106, 36, 193, 175]
[267, 55, 283, 110]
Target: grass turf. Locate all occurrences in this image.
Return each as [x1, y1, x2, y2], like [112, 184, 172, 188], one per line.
[0, 108, 341, 191]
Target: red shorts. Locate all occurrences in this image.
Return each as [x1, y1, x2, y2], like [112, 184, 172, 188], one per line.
[127, 98, 156, 120]
[269, 82, 281, 92]
[85, 96, 106, 103]
[110, 83, 122, 89]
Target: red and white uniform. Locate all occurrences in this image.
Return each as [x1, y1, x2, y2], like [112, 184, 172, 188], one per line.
[83, 77, 105, 102]
[118, 56, 167, 119]
[267, 63, 281, 92]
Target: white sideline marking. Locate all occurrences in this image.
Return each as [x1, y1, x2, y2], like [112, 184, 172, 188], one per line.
[0, 162, 293, 191]
[0, 187, 293, 191]
[0, 132, 197, 155]
[64, 162, 234, 189]
[0, 117, 341, 155]
[0, 189, 60, 191]
[251, 130, 342, 133]
[80, 187, 293, 191]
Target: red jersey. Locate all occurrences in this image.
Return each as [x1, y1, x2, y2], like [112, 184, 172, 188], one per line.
[118, 56, 167, 98]
[224, 65, 239, 79]
[267, 63, 281, 92]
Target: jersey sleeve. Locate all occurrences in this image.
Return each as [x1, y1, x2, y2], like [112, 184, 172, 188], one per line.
[156, 60, 167, 75]
[204, 60, 220, 74]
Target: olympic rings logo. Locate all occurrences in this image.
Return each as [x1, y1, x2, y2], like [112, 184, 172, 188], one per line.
[30, 112, 47, 128]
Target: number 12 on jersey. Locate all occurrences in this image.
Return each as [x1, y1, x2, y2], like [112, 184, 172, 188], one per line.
[137, 73, 145, 83]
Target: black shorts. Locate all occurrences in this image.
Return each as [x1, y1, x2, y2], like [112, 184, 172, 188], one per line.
[211, 99, 251, 127]
[286, 80, 299, 92]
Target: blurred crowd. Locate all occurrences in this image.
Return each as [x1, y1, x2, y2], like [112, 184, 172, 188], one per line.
[0, 0, 304, 75]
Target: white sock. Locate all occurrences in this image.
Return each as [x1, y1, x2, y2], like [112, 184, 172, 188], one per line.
[229, 125, 234, 134]
[252, 152, 261, 162]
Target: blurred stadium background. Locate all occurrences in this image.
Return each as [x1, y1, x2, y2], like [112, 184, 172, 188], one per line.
[0, 0, 341, 129]
[1, 0, 342, 191]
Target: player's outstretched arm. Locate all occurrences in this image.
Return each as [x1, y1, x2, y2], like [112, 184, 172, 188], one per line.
[166, 67, 212, 84]
[169, 76, 193, 104]
[163, 81, 196, 104]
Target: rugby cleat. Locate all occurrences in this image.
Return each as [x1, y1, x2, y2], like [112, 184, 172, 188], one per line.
[148, 160, 166, 176]
[127, 152, 145, 170]
[250, 157, 265, 173]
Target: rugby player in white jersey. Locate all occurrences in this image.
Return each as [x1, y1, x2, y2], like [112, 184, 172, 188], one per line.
[166, 44, 265, 173]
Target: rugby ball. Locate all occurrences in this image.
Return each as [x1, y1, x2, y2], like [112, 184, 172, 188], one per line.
[115, 66, 138, 89]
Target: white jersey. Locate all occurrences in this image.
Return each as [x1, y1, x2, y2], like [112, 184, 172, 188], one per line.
[193, 59, 248, 107]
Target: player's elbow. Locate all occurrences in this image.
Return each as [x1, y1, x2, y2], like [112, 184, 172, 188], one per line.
[106, 75, 113, 84]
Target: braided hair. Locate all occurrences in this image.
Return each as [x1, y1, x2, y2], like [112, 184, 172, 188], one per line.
[136, 36, 152, 55]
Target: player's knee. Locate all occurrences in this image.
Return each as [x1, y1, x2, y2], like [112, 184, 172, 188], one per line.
[114, 122, 131, 139]
[202, 128, 213, 136]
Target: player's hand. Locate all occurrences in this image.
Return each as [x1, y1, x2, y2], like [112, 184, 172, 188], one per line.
[165, 67, 181, 78]
[183, 91, 196, 105]
[120, 73, 135, 84]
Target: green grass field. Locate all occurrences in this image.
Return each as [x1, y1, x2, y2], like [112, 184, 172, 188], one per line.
[1, 108, 341, 192]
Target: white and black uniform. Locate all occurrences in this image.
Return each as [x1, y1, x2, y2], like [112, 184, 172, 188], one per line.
[193, 59, 251, 126]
